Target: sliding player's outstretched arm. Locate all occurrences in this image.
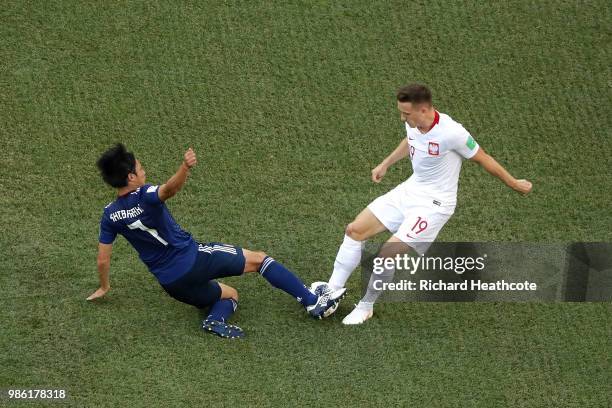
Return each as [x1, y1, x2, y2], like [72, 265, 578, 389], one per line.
[158, 148, 198, 202]
[470, 148, 532, 195]
[87, 243, 113, 300]
[371, 138, 409, 183]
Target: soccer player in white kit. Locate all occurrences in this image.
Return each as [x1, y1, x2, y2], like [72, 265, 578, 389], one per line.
[323, 84, 533, 324]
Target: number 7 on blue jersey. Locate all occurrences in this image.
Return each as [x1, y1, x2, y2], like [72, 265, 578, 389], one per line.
[127, 220, 168, 246]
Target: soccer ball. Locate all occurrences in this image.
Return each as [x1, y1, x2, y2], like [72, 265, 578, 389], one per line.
[310, 281, 329, 295]
[310, 281, 340, 318]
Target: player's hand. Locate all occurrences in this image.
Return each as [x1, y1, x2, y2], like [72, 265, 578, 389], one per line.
[513, 179, 533, 195]
[371, 163, 387, 183]
[183, 148, 197, 169]
[86, 286, 110, 301]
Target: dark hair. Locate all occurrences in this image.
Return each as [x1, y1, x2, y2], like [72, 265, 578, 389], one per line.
[396, 83, 432, 105]
[96, 143, 136, 188]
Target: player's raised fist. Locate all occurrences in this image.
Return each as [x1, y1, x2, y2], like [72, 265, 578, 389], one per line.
[513, 179, 533, 195]
[184, 148, 197, 169]
[371, 164, 387, 183]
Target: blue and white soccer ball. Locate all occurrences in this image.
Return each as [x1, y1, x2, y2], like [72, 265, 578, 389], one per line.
[311, 281, 330, 296]
[310, 281, 339, 318]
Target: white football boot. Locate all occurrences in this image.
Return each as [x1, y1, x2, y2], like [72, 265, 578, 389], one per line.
[342, 302, 374, 325]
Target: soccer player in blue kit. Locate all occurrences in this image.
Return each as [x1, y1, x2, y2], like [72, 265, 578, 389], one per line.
[87, 144, 344, 338]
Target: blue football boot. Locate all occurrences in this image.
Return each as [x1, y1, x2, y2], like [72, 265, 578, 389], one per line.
[202, 318, 245, 339]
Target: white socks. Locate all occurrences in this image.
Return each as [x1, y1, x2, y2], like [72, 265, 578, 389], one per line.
[361, 262, 395, 305]
[328, 234, 364, 290]
[356, 301, 374, 312]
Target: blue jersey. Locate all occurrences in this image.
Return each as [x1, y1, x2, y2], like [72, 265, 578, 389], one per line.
[99, 184, 197, 284]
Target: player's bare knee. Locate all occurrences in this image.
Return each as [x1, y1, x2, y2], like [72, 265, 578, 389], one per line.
[243, 249, 269, 272]
[248, 251, 268, 271]
[255, 251, 268, 266]
[220, 284, 239, 301]
[345, 223, 356, 237]
[230, 289, 239, 301]
[346, 223, 367, 241]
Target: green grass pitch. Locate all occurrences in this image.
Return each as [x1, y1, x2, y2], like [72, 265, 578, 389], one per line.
[1, 1, 610, 406]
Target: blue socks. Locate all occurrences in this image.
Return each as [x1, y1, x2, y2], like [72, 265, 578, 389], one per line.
[207, 298, 238, 323]
[259, 257, 318, 306]
[207, 258, 318, 317]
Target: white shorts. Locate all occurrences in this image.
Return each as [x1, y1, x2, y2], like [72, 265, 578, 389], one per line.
[367, 182, 455, 255]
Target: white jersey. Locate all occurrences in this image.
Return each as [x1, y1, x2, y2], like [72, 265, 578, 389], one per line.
[404, 111, 479, 207]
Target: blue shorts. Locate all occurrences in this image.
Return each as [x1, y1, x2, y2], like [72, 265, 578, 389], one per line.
[161, 242, 245, 308]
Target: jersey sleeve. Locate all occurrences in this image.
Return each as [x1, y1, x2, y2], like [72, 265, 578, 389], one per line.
[142, 184, 163, 206]
[449, 126, 479, 159]
[99, 214, 117, 244]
